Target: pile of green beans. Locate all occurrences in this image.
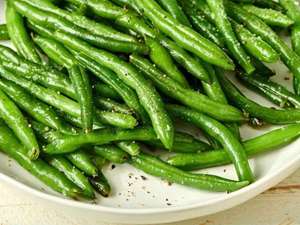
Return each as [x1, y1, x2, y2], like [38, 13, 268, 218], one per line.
[0, 0, 300, 200]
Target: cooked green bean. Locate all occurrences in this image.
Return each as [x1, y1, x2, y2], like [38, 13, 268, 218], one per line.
[0, 45, 75, 99]
[252, 57, 275, 77]
[146, 38, 189, 87]
[0, 24, 9, 40]
[238, 74, 300, 108]
[34, 35, 93, 133]
[0, 122, 82, 198]
[218, 73, 300, 124]
[253, 0, 284, 11]
[94, 83, 122, 102]
[160, 37, 211, 83]
[94, 97, 132, 115]
[0, 86, 39, 160]
[93, 145, 130, 164]
[242, 4, 294, 27]
[116, 141, 140, 156]
[0, 78, 75, 134]
[130, 54, 245, 122]
[50, 31, 174, 149]
[13, 1, 148, 54]
[145, 132, 211, 153]
[231, 20, 279, 63]
[166, 104, 254, 182]
[157, 0, 191, 27]
[44, 127, 157, 154]
[168, 124, 300, 170]
[134, 0, 235, 70]
[131, 153, 249, 192]
[207, 0, 255, 74]
[92, 155, 107, 170]
[89, 173, 111, 197]
[66, 150, 98, 177]
[45, 155, 95, 199]
[226, 1, 300, 83]
[292, 25, 300, 56]
[5, 1, 41, 63]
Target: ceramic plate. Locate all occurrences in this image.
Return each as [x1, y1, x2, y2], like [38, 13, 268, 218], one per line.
[0, 1, 300, 224]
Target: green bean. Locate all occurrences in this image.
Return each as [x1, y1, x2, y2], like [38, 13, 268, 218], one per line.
[0, 24, 9, 40]
[292, 25, 300, 56]
[92, 155, 107, 170]
[207, 0, 254, 74]
[131, 152, 249, 192]
[231, 20, 279, 63]
[44, 127, 157, 154]
[134, 0, 235, 70]
[51, 31, 174, 149]
[13, 1, 148, 54]
[146, 38, 189, 87]
[93, 145, 130, 164]
[0, 83, 39, 159]
[241, 4, 294, 27]
[226, 1, 300, 83]
[95, 110, 138, 129]
[0, 78, 75, 134]
[34, 35, 93, 133]
[5, 1, 41, 63]
[279, 0, 300, 23]
[59, 113, 104, 130]
[157, 0, 191, 27]
[253, 0, 284, 11]
[89, 173, 111, 197]
[94, 83, 122, 102]
[159, 37, 211, 83]
[94, 97, 132, 115]
[180, 0, 225, 47]
[45, 155, 95, 199]
[168, 124, 300, 170]
[145, 132, 211, 153]
[166, 104, 254, 182]
[18, 0, 138, 43]
[130, 54, 245, 122]
[252, 57, 275, 77]
[238, 74, 300, 108]
[66, 150, 98, 177]
[0, 122, 82, 198]
[218, 73, 300, 124]
[116, 141, 140, 156]
[71, 51, 148, 123]
[0, 45, 75, 99]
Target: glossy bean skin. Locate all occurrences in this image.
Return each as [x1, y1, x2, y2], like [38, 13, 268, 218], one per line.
[92, 155, 107, 170]
[238, 74, 300, 108]
[44, 127, 157, 154]
[166, 104, 254, 182]
[207, 0, 255, 74]
[292, 26, 300, 56]
[0, 45, 75, 99]
[5, 1, 41, 63]
[0, 24, 9, 40]
[157, 0, 191, 27]
[252, 57, 275, 77]
[95, 110, 138, 129]
[231, 20, 279, 63]
[51, 31, 174, 150]
[93, 145, 130, 164]
[145, 132, 211, 153]
[218, 73, 300, 124]
[134, 0, 235, 70]
[0, 84, 39, 160]
[66, 150, 98, 177]
[34, 36, 93, 133]
[45, 155, 95, 199]
[130, 54, 245, 122]
[242, 4, 294, 27]
[168, 124, 300, 170]
[94, 97, 132, 115]
[18, 0, 138, 43]
[89, 174, 111, 197]
[180, 0, 225, 48]
[0, 78, 75, 134]
[226, 2, 300, 83]
[146, 38, 189, 87]
[116, 141, 140, 156]
[160, 37, 211, 83]
[131, 153, 249, 192]
[13, 1, 148, 54]
[94, 83, 122, 102]
[0, 122, 82, 198]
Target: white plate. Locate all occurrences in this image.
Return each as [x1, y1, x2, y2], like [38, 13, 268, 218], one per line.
[1, 1, 300, 224]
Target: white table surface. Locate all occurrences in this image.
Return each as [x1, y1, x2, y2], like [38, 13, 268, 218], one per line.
[0, 169, 299, 225]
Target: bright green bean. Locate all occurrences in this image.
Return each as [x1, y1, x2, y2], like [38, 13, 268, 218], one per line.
[0, 24, 9, 40]
[93, 145, 130, 164]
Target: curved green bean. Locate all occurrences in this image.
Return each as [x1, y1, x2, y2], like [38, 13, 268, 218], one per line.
[93, 145, 130, 164]
[0, 24, 9, 40]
